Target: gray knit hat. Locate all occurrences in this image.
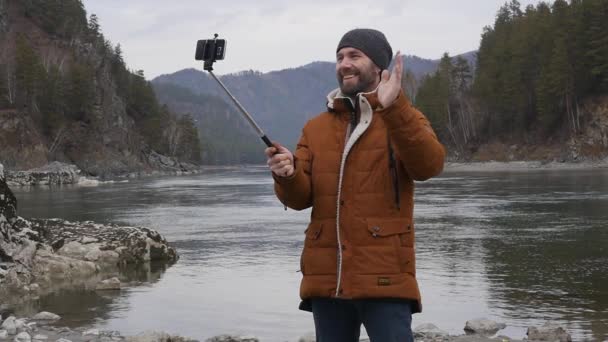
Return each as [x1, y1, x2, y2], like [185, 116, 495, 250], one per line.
[336, 28, 393, 70]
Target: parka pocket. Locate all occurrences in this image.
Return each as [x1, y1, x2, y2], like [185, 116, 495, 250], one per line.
[366, 218, 412, 247]
[304, 222, 323, 248]
[362, 218, 414, 274]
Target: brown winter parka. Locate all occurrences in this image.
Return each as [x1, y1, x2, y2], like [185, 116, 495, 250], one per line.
[273, 87, 445, 313]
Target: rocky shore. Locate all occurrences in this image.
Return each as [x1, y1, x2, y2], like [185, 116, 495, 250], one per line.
[1, 162, 184, 340]
[0, 314, 573, 342]
[4, 160, 200, 187]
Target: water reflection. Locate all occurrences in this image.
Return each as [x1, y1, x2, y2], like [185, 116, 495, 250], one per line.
[12, 262, 172, 328]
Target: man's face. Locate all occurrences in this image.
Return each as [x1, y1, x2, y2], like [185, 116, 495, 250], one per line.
[336, 47, 381, 97]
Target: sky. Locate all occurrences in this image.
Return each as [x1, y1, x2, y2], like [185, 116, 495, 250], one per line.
[81, 0, 547, 79]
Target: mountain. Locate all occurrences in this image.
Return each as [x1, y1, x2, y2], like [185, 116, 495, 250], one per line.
[152, 53, 477, 151]
[0, 0, 201, 175]
[153, 82, 262, 164]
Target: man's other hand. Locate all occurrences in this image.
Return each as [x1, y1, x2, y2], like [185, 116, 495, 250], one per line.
[265, 142, 294, 177]
[377, 51, 403, 108]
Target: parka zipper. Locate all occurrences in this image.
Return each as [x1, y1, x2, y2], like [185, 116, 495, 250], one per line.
[335, 98, 361, 297]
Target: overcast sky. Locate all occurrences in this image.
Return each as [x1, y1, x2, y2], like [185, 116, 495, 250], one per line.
[81, 0, 546, 79]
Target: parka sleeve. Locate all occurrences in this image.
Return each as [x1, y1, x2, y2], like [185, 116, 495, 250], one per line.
[378, 90, 446, 181]
[272, 127, 313, 210]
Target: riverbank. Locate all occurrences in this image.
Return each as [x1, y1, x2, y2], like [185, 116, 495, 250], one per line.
[0, 313, 572, 342]
[444, 158, 608, 172]
[3, 161, 201, 187]
[6, 157, 608, 187]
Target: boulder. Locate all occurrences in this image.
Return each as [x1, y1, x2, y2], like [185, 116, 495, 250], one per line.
[205, 336, 259, 342]
[125, 331, 195, 342]
[0, 329, 7, 338]
[96, 277, 121, 291]
[82, 329, 100, 336]
[32, 312, 60, 321]
[464, 318, 507, 336]
[14, 331, 31, 342]
[527, 323, 572, 341]
[414, 323, 449, 339]
[298, 332, 315, 342]
[0, 163, 17, 222]
[1, 316, 16, 334]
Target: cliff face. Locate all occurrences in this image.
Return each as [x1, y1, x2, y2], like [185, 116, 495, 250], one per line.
[0, 0, 199, 176]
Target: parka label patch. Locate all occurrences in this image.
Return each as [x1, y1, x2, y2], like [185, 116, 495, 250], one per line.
[377, 277, 392, 286]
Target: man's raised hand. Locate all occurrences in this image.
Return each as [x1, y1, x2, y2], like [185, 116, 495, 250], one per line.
[377, 51, 403, 108]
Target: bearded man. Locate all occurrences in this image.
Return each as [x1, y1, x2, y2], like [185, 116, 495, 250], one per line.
[265, 28, 445, 342]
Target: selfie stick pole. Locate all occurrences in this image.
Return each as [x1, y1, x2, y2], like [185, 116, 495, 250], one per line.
[205, 71, 273, 148]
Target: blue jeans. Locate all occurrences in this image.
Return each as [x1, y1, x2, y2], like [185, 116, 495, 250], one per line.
[311, 298, 414, 342]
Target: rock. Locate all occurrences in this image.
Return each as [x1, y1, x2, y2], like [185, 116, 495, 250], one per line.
[298, 332, 315, 342]
[83, 329, 100, 336]
[96, 277, 121, 291]
[414, 323, 449, 339]
[32, 312, 60, 321]
[205, 335, 259, 342]
[56, 339, 72, 342]
[1, 316, 17, 334]
[85, 248, 120, 265]
[14, 331, 31, 342]
[526, 323, 572, 341]
[32, 248, 99, 282]
[0, 163, 17, 222]
[81, 237, 99, 244]
[125, 331, 195, 342]
[4, 162, 81, 187]
[125, 331, 170, 342]
[464, 318, 507, 336]
[32, 334, 48, 340]
[0, 329, 8, 338]
[57, 241, 90, 259]
[28, 283, 40, 293]
[14, 317, 27, 331]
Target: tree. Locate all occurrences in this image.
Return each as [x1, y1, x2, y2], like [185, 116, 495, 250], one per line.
[585, 0, 608, 91]
[39, 64, 66, 135]
[65, 62, 95, 122]
[88, 14, 100, 40]
[14, 36, 44, 110]
[401, 68, 418, 103]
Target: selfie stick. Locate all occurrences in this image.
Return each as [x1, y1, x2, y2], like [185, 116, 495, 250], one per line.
[201, 35, 273, 148]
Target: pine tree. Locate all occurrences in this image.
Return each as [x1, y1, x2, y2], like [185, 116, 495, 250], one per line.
[65, 62, 95, 122]
[39, 64, 66, 135]
[88, 14, 101, 40]
[14, 36, 44, 110]
[585, 0, 608, 91]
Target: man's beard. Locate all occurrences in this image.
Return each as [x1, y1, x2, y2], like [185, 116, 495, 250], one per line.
[337, 67, 378, 97]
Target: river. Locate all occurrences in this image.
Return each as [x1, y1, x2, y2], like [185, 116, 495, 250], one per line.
[11, 166, 608, 341]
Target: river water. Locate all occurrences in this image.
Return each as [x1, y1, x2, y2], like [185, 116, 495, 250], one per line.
[10, 166, 608, 341]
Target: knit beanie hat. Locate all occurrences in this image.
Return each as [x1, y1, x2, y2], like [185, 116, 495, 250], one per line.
[336, 28, 393, 70]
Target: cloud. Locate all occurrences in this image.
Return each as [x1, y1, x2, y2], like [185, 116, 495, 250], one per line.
[81, 0, 545, 79]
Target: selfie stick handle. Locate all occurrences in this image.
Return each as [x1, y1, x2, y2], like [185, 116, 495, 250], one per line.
[207, 70, 273, 148]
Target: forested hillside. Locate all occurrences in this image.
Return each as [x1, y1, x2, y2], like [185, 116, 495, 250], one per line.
[0, 0, 201, 175]
[416, 0, 608, 161]
[153, 82, 262, 164]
